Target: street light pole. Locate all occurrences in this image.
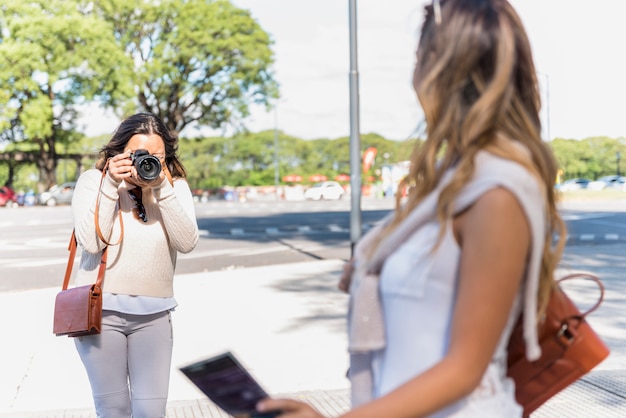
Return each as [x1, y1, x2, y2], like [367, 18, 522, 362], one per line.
[274, 105, 280, 200]
[545, 73, 551, 141]
[348, 0, 362, 254]
[538, 72, 551, 141]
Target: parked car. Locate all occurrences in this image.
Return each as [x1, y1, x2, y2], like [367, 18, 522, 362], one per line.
[607, 176, 626, 191]
[0, 186, 18, 207]
[38, 182, 76, 206]
[304, 181, 345, 200]
[587, 175, 623, 191]
[15, 190, 38, 206]
[557, 178, 591, 191]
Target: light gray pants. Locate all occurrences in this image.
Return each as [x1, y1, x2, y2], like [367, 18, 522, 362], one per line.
[75, 310, 173, 418]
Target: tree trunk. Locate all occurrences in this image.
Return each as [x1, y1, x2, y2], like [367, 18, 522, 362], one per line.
[2, 163, 15, 187]
[37, 135, 57, 191]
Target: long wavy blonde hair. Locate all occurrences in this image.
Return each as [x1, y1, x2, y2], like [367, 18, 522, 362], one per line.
[379, 0, 566, 316]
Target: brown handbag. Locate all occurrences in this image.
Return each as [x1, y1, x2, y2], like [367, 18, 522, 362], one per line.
[53, 230, 107, 337]
[53, 166, 123, 337]
[507, 273, 610, 417]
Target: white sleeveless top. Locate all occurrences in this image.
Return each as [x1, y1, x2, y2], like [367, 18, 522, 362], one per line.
[350, 151, 547, 417]
[373, 222, 523, 416]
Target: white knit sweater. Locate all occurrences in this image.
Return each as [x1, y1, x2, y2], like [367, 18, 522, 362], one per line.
[72, 169, 199, 298]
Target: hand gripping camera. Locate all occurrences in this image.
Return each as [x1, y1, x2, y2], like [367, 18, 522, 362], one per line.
[130, 150, 162, 181]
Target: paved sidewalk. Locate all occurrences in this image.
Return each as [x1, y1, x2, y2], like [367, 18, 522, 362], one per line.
[0, 260, 351, 417]
[1, 244, 625, 417]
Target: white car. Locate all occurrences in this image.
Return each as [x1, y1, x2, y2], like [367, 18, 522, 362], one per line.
[38, 182, 76, 206]
[304, 181, 344, 200]
[587, 175, 623, 191]
[558, 178, 591, 191]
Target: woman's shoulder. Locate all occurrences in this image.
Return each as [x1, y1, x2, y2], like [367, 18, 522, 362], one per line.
[172, 177, 192, 190]
[453, 150, 544, 215]
[75, 169, 104, 190]
[475, 137, 538, 180]
[172, 176, 189, 184]
[78, 168, 103, 180]
[474, 150, 540, 190]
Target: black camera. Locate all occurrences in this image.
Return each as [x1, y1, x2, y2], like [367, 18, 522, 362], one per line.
[130, 149, 161, 181]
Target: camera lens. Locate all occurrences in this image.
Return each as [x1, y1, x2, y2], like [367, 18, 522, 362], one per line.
[133, 153, 161, 181]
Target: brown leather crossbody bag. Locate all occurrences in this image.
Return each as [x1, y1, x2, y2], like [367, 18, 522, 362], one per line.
[506, 273, 610, 416]
[53, 164, 123, 337]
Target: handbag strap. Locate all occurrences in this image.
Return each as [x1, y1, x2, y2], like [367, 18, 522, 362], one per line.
[95, 160, 124, 246]
[62, 166, 116, 291]
[61, 230, 108, 291]
[557, 273, 605, 316]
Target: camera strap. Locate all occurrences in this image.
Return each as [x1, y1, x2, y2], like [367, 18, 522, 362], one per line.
[162, 160, 174, 186]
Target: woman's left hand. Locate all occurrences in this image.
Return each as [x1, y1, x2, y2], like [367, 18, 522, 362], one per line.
[257, 398, 325, 418]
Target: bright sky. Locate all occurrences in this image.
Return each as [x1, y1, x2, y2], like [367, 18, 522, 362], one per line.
[82, 0, 626, 141]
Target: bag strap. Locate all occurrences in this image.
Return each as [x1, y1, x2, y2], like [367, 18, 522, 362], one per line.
[61, 165, 117, 291]
[557, 273, 605, 317]
[95, 160, 124, 246]
[61, 230, 108, 291]
[162, 159, 174, 185]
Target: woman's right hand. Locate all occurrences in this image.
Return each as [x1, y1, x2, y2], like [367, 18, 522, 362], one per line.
[106, 152, 133, 183]
[338, 259, 355, 293]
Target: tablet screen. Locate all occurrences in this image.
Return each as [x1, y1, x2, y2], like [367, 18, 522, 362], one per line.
[179, 351, 278, 417]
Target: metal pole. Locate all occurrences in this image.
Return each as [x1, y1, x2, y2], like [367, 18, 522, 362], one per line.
[538, 72, 551, 141]
[274, 106, 280, 200]
[348, 0, 362, 255]
[63, 142, 68, 182]
[545, 73, 551, 141]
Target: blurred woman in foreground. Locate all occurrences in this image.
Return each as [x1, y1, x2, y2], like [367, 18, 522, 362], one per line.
[258, 0, 565, 416]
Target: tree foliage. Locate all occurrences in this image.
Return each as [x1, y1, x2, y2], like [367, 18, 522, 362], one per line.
[177, 132, 417, 189]
[4, 131, 626, 192]
[551, 136, 626, 180]
[0, 0, 132, 189]
[93, 0, 278, 134]
[0, 0, 277, 189]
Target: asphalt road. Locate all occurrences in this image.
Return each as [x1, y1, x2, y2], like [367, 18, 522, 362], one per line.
[0, 198, 394, 291]
[1, 197, 626, 292]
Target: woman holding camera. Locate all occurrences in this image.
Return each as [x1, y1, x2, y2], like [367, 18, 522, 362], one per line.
[71, 113, 199, 417]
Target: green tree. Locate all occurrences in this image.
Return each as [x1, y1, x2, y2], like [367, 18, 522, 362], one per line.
[550, 136, 626, 180]
[319, 136, 351, 176]
[304, 133, 416, 184]
[179, 136, 228, 189]
[0, 0, 133, 189]
[94, 0, 278, 135]
[179, 130, 418, 188]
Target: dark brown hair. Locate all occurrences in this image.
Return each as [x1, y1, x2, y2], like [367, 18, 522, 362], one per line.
[95, 113, 187, 179]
